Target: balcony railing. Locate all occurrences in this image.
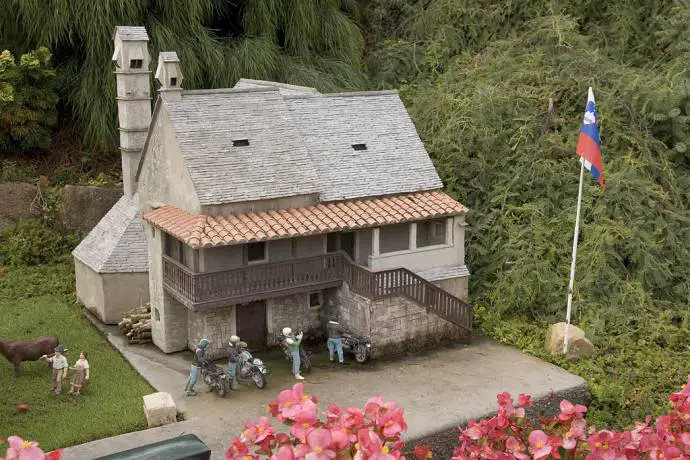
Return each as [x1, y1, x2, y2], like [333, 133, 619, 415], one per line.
[162, 252, 472, 332]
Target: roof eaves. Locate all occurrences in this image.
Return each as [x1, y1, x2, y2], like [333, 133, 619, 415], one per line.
[134, 96, 164, 182]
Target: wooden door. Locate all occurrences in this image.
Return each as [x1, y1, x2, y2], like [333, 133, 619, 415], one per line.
[340, 232, 355, 260]
[236, 300, 267, 350]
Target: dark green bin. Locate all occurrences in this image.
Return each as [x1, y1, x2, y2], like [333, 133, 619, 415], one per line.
[94, 434, 211, 460]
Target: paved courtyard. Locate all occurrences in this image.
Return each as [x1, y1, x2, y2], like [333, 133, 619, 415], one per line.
[62, 318, 587, 459]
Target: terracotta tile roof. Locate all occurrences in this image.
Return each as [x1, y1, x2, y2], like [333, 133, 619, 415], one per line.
[142, 191, 468, 249]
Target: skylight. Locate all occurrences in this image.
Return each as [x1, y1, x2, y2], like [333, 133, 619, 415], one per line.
[233, 139, 250, 147]
[352, 143, 367, 151]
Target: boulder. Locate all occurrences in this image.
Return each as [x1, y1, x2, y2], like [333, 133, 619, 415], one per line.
[545, 322, 595, 360]
[0, 182, 39, 229]
[143, 392, 177, 428]
[59, 185, 122, 233]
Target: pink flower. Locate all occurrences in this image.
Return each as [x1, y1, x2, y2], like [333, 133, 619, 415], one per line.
[330, 427, 356, 450]
[558, 400, 588, 421]
[5, 436, 46, 460]
[506, 436, 530, 460]
[587, 430, 617, 460]
[461, 422, 483, 440]
[518, 393, 533, 408]
[379, 407, 407, 438]
[291, 399, 319, 442]
[344, 407, 365, 429]
[277, 383, 310, 420]
[414, 445, 433, 460]
[226, 438, 250, 459]
[242, 417, 275, 444]
[528, 430, 552, 459]
[680, 432, 690, 446]
[364, 395, 384, 418]
[270, 445, 295, 460]
[357, 430, 397, 460]
[305, 429, 336, 460]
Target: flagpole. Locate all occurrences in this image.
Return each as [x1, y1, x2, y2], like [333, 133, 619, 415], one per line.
[564, 161, 585, 354]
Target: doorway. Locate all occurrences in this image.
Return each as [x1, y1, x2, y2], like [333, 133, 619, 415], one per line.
[236, 300, 267, 350]
[340, 232, 355, 260]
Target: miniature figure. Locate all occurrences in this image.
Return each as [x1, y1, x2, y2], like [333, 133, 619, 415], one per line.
[69, 351, 90, 396]
[0, 336, 59, 377]
[185, 338, 209, 396]
[327, 319, 345, 364]
[41, 345, 68, 395]
[282, 327, 304, 380]
[227, 335, 240, 390]
[236, 341, 268, 389]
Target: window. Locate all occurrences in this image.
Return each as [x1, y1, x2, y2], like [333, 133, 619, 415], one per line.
[233, 139, 250, 147]
[247, 241, 266, 262]
[416, 219, 447, 247]
[352, 143, 367, 151]
[170, 77, 177, 86]
[326, 233, 338, 253]
[379, 223, 410, 253]
[309, 292, 322, 308]
[129, 59, 143, 69]
[154, 309, 160, 321]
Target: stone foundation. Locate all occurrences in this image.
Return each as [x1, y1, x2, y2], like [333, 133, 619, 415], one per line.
[266, 292, 324, 346]
[187, 305, 236, 360]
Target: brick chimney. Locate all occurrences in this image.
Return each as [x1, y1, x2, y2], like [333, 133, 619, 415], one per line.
[112, 26, 152, 198]
[155, 52, 183, 102]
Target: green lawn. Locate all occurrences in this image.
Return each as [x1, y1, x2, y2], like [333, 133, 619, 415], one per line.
[0, 262, 154, 451]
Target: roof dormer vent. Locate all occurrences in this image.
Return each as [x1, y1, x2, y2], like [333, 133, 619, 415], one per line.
[352, 143, 367, 151]
[233, 139, 250, 147]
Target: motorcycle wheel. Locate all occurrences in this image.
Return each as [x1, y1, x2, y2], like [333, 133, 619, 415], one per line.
[252, 371, 267, 389]
[217, 380, 228, 398]
[300, 348, 312, 373]
[354, 344, 369, 363]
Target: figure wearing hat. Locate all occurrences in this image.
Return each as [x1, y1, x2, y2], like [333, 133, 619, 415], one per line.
[185, 338, 209, 396]
[282, 327, 304, 380]
[227, 335, 241, 391]
[41, 345, 68, 395]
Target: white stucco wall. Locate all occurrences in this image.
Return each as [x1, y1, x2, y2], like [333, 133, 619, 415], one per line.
[369, 215, 466, 272]
[75, 260, 149, 324]
[137, 106, 200, 214]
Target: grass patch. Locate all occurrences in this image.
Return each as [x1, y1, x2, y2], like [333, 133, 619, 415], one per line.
[0, 262, 154, 451]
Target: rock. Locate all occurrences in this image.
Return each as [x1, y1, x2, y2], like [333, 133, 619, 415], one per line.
[0, 182, 39, 229]
[59, 185, 122, 233]
[545, 322, 595, 360]
[143, 392, 177, 428]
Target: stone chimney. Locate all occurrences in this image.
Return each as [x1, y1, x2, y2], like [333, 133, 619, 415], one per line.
[155, 52, 183, 101]
[112, 26, 152, 198]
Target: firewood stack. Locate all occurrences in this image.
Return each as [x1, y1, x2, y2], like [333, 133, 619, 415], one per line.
[118, 304, 152, 344]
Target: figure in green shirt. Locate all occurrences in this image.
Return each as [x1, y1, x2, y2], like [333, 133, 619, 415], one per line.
[282, 327, 304, 380]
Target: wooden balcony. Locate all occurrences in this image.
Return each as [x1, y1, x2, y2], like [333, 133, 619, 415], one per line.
[162, 253, 344, 310]
[162, 252, 472, 332]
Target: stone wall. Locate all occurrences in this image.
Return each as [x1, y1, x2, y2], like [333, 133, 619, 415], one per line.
[334, 282, 470, 359]
[0, 181, 123, 232]
[266, 292, 324, 346]
[187, 305, 236, 360]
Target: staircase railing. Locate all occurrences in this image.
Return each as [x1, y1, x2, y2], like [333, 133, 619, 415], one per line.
[340, 253, 472, 333]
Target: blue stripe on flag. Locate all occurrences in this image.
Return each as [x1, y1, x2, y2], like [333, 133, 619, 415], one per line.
[586, 101, 597, 114]
[587, 164, 601, 180]
[580, 123, 601, 146]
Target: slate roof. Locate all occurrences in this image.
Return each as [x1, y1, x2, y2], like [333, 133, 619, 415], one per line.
[72, 194, 148, 273]
[142, 191, 467, 249]
[165, 88, 320, 205]
[150, 80, 443, 206]
[159, 51, 179, 62]
[414, 265, 471, 282]
[285, 91, 443, 201]
[113, 26, 149, 41]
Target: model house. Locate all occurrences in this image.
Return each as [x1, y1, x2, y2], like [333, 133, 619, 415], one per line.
[74, 26, 472, 359]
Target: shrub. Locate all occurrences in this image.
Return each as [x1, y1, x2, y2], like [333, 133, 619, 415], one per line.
[0, 219, 79, 267]
[0, 47, 59, 154]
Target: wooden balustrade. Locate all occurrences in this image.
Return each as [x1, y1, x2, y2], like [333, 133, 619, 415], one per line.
[162, 250, 472, 332]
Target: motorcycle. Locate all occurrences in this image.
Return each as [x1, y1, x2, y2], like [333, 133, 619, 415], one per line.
[341, 332, 372, 363]
[278, 332, 312, 373]
[237, 348, 268, 389]
[200, 359, 230, 398]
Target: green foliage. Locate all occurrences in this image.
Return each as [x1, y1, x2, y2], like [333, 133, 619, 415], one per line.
[0, 1, 367, 151]
[0, 263, 153, 450]
[0, 48, 59, 153]
[0, 219, 80, 267]
[0, 160, 36, 183]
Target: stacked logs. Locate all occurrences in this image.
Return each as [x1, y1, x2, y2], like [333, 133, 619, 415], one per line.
[118, 304, 152, 344]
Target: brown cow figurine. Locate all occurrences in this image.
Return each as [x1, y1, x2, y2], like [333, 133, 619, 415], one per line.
[0, 336, 59, 377]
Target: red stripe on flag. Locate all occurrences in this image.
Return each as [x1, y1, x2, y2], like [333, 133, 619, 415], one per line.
[576, 132, 603, 175]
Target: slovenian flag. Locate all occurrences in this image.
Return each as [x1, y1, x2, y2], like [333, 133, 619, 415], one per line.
[576, 87, 604, 188]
